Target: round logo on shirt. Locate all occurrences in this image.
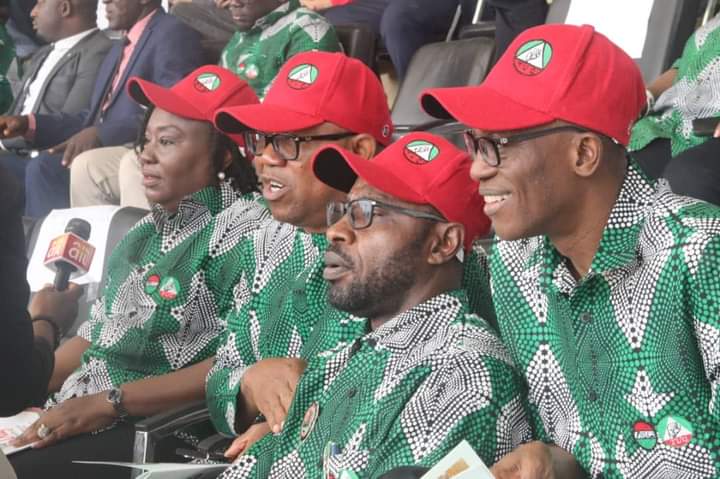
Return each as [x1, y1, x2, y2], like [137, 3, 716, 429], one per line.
[403, 140, 439, 164]
[144, 274, 161, 294]
[158, 276, 181, 301]
[194, 72, 222, 92]
[299, 401, 319, 442]
[632, 421, 657, 450]
[513, 39, 553, 76]
[287, 64, 319, 90]
[657, 415, 693, 448]
[245, 64, 259, 80]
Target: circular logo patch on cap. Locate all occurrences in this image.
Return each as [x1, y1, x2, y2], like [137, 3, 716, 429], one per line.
[403, 140, 439, 165]
[287, 64, 319, 90]
[513, 39, 553, 76]
[194, 72, 221, 92]
[633, 421, 657, 450]
[657, 416, 693, 448]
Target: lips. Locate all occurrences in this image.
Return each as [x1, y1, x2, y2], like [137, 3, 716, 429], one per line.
[142, 170, 161, 188]
[323, 250, 352, 281]
[480, 189, 512, 217]
[260, 176, 288, 202]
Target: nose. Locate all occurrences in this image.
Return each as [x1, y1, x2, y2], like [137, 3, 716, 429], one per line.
[469, 156, 497, 183]
[138, 141, 156, 166]
[326, 210, 355, 246]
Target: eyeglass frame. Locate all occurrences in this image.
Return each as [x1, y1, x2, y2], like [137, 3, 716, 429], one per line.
[326, 198, 447, 230]
[243, 131, 357, 161]
[463, 125, 590, 167]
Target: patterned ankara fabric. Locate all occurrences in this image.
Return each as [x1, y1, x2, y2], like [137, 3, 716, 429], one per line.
[489, 161, 720, 478]
[48, 182, 270, 406]
[206, 234, 497, 437]
[219, 0, 341, 99]
[220, 290, 530, 479]
[629, 14, 720, 156]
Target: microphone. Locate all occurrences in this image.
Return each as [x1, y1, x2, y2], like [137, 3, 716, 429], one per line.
[43, 218, 95, 291]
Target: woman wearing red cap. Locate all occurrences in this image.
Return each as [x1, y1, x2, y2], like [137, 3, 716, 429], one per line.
[8, 66, 271, 479]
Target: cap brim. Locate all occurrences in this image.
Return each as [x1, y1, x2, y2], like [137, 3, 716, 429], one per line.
[421, 85, 555, 132]
[313, 146, 424, 204]
[215, 104, 325, 134]
[127, 78, 205, 121]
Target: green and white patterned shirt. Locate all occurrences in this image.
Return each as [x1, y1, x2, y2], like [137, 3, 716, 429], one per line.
[489, 161, 720, 478]
[219, 0, 341, 99]
[50, 183, 270, 406]
[206, 233, 497, 437]
[220, 290, 530, 479]
[629, 14, 720, 157]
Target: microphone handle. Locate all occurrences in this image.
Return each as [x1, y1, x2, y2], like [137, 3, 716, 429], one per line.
[53, 263, 74, 291]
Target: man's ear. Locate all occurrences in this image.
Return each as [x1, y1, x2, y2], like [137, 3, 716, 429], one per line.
[348, 133, 377, 160]
[427, 222, 464, 265]
[59, 0, 72, 17]
[572, 133, 603, 178]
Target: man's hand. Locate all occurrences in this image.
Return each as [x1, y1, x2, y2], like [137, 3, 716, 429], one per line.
[240, 358, 307, 434]
[492, 442, 584, 479]
[0, 115, 29, 139]
[29, 283, 83, 336]
[11, 393, 117, 448]
[299, 0, 334, 11]
[50, 126, 101, 167]
[224, 422, 271, 461]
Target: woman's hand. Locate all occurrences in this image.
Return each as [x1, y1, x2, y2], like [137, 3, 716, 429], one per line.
[224, 422, 271, 461]
[11, 393, 117, 448]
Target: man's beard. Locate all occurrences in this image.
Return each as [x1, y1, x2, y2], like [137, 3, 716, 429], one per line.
[326, 232, 428, 318]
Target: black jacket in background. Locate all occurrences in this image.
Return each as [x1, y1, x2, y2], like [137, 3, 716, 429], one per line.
[0, 165, 53, 416]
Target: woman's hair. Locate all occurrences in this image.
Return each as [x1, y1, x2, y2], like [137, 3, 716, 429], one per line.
[135, 106, 258, 195]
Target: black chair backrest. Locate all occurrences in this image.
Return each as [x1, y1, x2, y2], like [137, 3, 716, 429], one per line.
[391, 36, 495, 133]
[336, 24, 377, 69]
[547, 0, 701, 82]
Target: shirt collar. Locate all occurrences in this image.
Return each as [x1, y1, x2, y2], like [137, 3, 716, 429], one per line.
[534, 160, 657, 293]
[125, 8, 159, 45]
[365, 290, 467, 353]
[53, 28, 97, 51]
[251, 0, 298, 31]
[151, 180, 241, 231]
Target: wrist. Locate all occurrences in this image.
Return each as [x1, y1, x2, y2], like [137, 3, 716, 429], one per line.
[31, 316, 62, 349]
[644, 88, 656, 114]
[106, 387, 130, 419]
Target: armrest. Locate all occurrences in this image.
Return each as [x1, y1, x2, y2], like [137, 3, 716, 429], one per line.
[133, 400, 211, 464]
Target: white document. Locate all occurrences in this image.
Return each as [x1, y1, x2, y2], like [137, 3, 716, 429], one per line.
[565, 0, 654, 58]
[421, 440, 494, 479]
[74, 461, 229, 479]
[26, 206, 122, 300]
[0, 410, 40, 456]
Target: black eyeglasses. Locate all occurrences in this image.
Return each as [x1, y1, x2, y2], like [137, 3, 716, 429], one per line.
[464, 125, 589, 167]
[243, 131, 356, 161]
[327, 198, 446, 230]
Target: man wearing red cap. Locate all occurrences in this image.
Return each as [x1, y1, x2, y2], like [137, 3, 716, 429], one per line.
[207, 132, 529, 479]
[422, 24, 720, 478]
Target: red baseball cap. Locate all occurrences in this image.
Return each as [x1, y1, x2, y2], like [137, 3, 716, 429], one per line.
[421, 24, 646, 146]
[312, 132, 490, 250]
[214, 51, 393, 145]
[127, 65, 259, 123]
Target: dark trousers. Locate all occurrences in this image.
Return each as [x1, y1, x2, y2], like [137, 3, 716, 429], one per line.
[0, 151, 69, 218]
[9, 421, 136, 479]
[486, 0, 548, 62]
[632, 138, 720, 206]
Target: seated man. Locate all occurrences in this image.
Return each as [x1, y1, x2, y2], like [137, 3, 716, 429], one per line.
[212, 132, 529, 478]
[0, 0, 204, 217]
[1, 0, 112, 153]
[423, 24, 720, 478]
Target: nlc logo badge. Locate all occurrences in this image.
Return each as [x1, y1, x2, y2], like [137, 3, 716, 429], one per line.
[513, 39, 553, 76]
[287, 64, 319, 90]
[403, 140, 439, 165]
[194, 72, 221, 92]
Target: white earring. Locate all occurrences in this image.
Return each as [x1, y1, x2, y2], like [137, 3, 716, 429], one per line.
[217, 171, 226, 181]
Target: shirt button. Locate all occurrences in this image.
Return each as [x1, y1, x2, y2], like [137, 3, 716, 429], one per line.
[580, 312, 593, 324]
[588, 390, 598, 402]
[346, 388, 357, 398]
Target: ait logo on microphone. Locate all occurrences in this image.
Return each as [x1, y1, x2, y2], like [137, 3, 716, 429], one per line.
[287, 64, 318, 90]
[403, 140, 439, 164]
[44, 233, 95, 273]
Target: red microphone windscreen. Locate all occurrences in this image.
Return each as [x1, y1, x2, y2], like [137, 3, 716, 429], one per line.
[43, 232, 96, 274]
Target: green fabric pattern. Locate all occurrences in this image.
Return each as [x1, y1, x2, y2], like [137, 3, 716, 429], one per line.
[219, 0, 341, 99]
[48, 183, 270, 406]
[488, 161, 720, 478]
[629, 14, 720, 156]
[220, 290, 530, 479]
[0, 25, 15, 114]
